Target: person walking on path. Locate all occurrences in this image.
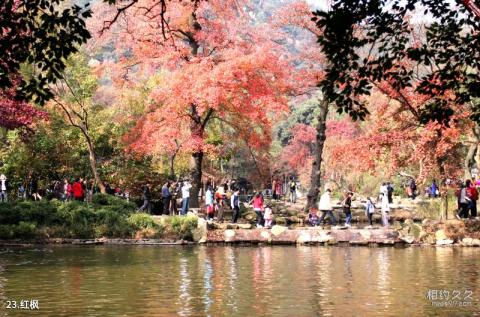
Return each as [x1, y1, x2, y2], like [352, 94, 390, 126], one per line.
[365, 197, 376, 228]
[138, 184, 152, 213]
[162, 181, 171, 215]
[466, 179, 478, 218]
[181, 180, 192, 215]
[289, 177, 297, 203]
[318, 189, 337, 226]
[231, 189, 241, 223]
[380, 193, 390, 227]
[215, 188, 224, 222]
[342, 191, 353, 227]
[205, 184, 214, 220]
[387, 182, 394, 204]
[0, 174, 8, 203]
[251, 193, 264, 227]
[456, 183, 470, 219]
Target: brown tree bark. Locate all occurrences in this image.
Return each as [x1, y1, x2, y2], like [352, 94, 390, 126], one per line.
[83, 131, 106, 194]
[306, 98, 329, 211]
[188, 105, 213, 208]
[189, 152, 203, 208]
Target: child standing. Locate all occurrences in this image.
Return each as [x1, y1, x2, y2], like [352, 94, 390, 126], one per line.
[308, 208, 319, 226]
[264, 205, 273, 228]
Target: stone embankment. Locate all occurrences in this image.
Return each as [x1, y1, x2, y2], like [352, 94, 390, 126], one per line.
[194, 218, 480, 247]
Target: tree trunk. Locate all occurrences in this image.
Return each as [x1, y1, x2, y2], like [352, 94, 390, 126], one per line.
[464, 141, 477, 180]
[189, 152, 203, 208]
[187, 105, 212, 208]
[169, 153, 176, 180]
[83, 131, 105, 194]
[306, 98, 329, 211]
[472, 124, 480, 176]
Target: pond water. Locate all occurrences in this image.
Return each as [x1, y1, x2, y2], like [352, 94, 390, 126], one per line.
[0, 245, 479, 316]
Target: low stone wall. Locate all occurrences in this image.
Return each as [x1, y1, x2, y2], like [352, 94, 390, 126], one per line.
[199, 219, 480, 247]
[205, 226, 402, 245]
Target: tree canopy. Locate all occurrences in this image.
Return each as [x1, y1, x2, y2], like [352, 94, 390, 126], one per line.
[313, 0, 480, 124]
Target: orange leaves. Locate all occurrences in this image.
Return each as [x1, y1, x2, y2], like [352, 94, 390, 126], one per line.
[94, 0, 295, 160]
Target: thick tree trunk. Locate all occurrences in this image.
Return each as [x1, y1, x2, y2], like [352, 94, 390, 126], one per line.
[187, 105, 212, 208]
[189, 152, 203, 208]
[83, 131, 105, 194]
[306, 98, 329, 211]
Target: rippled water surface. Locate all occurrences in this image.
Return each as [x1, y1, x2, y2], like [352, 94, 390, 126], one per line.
[0, 245, 479, 316]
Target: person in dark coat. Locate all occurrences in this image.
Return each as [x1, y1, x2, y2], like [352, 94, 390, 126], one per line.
[162, 181, 171, 215]
[138, 183, 152, 213]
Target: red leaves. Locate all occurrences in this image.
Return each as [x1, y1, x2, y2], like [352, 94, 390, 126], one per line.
[0, 80, 47, 129]
[94, 0, 294, 158]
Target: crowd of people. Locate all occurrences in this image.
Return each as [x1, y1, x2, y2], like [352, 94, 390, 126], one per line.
[2, 171, 480, 228]
[308, 185, 392, 229]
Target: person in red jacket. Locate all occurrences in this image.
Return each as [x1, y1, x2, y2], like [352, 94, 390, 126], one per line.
[72, 178, 84, 201]
[466, 179, 478, 218]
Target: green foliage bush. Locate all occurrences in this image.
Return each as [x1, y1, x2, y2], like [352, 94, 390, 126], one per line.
[0, 195, 199, 241]
[128, 213, 160, 230]
[169, 215, 198, 241]
[91, 194, 137, 214]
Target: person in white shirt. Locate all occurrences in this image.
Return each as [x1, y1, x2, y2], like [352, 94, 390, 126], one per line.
[380, 193, 390, 227]
[317, 189, 337, 225]
[181, 180, 192, 215]
[0, 174, 7, 203]
[231, 189, 240, 223]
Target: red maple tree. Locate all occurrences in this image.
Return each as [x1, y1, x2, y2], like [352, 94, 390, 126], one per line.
[92, 0, 294, 206]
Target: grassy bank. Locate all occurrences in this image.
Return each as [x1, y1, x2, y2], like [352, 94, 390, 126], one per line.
[0, 194, 197, 241]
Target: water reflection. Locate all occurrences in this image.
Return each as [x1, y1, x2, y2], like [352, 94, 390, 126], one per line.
[0, 246, 478, 317]
[177, 257, 191, 317]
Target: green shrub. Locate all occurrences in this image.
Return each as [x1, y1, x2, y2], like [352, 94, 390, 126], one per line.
[127, 213, 160, 230]
[0, 225, 14, 239]
[91, 194, 137, 214]
[0, 195, 137, 239]
[0, 203, 21, 224]
[94, 209, 132, 238]
[15, 221, 37, 239]
[170, 214, 198, 241]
